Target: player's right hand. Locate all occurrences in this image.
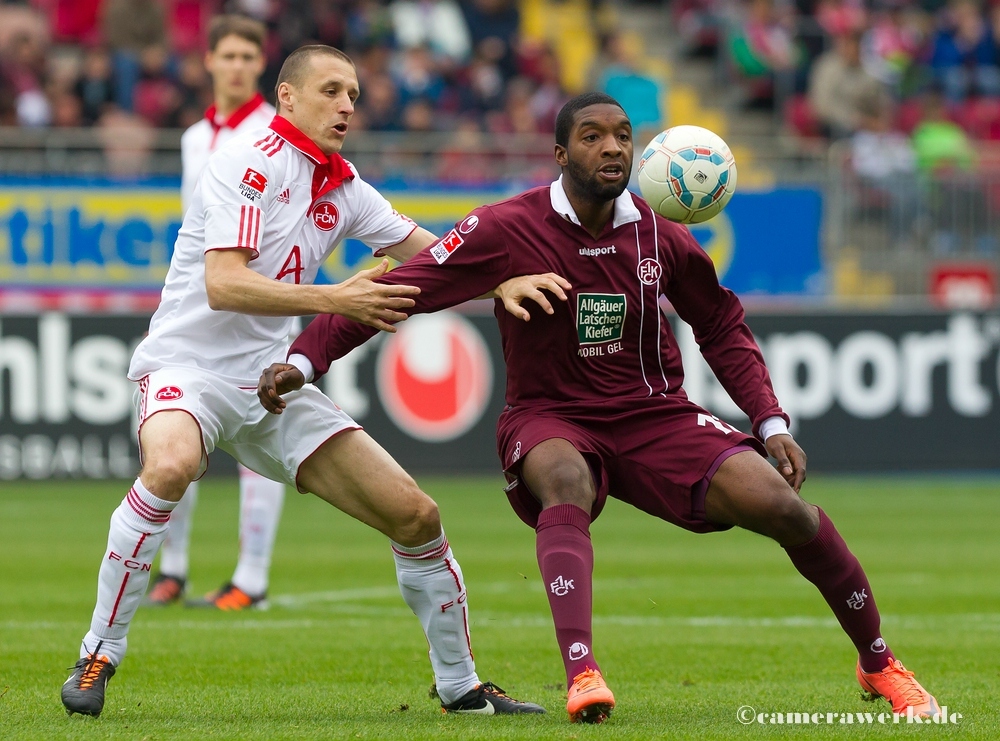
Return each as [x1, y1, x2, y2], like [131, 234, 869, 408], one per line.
[331, 259, 420, 332]
[258, 363, 305, 414]
[496, 272, 572, 322]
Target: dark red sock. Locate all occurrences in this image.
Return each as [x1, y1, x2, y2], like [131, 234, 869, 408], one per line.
[784, 508, 894, 672]
[536, 503, 599, 687]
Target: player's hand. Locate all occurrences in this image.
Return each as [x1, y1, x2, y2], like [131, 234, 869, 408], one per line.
[331, 259, 420, 332]
[765, 434, 807, 493]
[257, 363, 305, 415]
[495, 273, 572, 321]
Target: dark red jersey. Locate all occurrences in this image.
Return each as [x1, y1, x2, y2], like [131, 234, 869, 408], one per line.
[291, 181, 787, 436]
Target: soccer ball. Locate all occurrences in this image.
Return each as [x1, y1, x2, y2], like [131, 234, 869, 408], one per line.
[636, 125, 737, 224]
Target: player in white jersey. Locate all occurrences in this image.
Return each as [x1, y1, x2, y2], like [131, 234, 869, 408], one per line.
[61, 44, 557, 719]
[144, 15, 288, 612]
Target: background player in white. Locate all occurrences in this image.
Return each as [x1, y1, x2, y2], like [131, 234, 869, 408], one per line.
[61, 44, 553, 719]
[144, 14, 287, 612]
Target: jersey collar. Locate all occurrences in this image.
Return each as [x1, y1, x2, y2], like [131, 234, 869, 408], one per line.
[549, 174, 641, 230]
[268, 115, 356, 203]
[205, 92, 266, 132]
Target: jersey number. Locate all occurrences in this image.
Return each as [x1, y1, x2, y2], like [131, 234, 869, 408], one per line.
[276, 245, 304, 284]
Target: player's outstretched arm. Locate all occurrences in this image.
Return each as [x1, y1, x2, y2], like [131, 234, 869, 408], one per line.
[205, 251, 419, 332]
[492, 273, 572, 322]
[764, 433, 807, 493]
[257, 363, 305, 414]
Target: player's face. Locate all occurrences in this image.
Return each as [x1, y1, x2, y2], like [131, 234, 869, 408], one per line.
[280, 56, 359, 155]
[557, 104, 633, 202]
[205, 35, 265, 104]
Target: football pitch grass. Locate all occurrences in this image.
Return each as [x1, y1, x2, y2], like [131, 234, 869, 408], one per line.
[1, 475, 997, 740]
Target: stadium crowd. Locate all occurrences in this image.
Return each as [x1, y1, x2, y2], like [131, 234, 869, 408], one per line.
[0, 0, 581, 137]
[676, 0, 1000, 142]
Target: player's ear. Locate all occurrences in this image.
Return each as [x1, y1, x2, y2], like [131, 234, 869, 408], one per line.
[554, 144, 568, 167]
[277, 82, 293, 112]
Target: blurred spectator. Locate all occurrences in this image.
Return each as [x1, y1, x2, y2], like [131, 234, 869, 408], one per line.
[438, 115, 494, 183]
[1, 28, 51, 128]
[50, 90, 84, 128]
[520, 41, 566, 132]
[390, 0, 472, 62]
[47, 0, 102, 45]
[850, 99, 919, 242]
[929, 0, 1000, 101]
[728, 0, 800, 108]
[175, 51, 210, 129]
[808, 30, 888, 137]
[393, 46, 447, 106]
[132, 45, 183, 127]
[345, 1, 396, 51]
[860, 2, 927, 94]
[75, 47, 117, 125]
[911, 86, 974, 172]
[97, 109, 156, 176]
[485, 76, 540, 133]
[101, 0, 168, 112]
[363, 72, 403, 131]
[461, 0, 520, 79]
[401, 97, 437, 131]
[598, 31, 664, 139]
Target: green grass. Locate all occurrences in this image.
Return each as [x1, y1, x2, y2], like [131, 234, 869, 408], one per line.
[1, 475, 998, 739]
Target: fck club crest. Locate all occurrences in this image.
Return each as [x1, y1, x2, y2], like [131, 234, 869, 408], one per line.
[637, 258, 662, 286]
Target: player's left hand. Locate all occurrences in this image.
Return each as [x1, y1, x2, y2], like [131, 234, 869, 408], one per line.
[765, 434, 807, 493]
[257, 363, 305, 414]
[495, 273, 572, 321]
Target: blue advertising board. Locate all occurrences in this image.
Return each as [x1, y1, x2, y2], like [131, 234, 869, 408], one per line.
[0, 179, 824, 296]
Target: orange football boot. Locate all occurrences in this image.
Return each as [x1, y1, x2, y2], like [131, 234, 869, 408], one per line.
[857, 658, 940, 717]
[567, 668, 616, 723]
[186, 582, 268, 611]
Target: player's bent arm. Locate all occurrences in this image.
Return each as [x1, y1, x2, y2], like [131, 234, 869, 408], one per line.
[204, 249, 419, 332]
[380, 225, 570, 317]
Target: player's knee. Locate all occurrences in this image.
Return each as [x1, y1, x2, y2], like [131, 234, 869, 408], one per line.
[140, 456, 199, 500]
[537, 460, 596, 510]
[390, 487, 442, 547]
[768, 492, 819, 546]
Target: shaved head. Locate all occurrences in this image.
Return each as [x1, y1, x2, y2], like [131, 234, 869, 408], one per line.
[275, 45, 355, 106]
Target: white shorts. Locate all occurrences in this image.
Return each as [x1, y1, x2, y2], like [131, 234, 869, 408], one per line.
[135, 367, 360, 491]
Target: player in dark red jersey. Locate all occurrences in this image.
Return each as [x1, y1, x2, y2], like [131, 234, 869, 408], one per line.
[257, 92, 940, 724]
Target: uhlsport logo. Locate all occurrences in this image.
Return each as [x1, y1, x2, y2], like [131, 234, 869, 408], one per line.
[376, 312, 492, 442]
[312, 202, 339, 231]
[154, 386, 183, 401]
[568, 643, 589, 661]
[871, 637, 887, 653]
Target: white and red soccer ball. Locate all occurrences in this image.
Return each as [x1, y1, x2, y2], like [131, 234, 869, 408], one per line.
[636, 125, 737, 224]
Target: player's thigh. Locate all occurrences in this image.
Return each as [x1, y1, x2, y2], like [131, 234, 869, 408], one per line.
[135, 370, 236, 497]
[298, 429, 440, 545]
[704, 450, 818, 545]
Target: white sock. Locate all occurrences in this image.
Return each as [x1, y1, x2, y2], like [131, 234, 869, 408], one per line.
[157, 481, 197, 579]
[80, 478, 178, 665]
[231, 465, 285, 597]
[391, 531, 479, 705]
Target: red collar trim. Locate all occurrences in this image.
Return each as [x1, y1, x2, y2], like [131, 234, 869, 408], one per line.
[205, 92, 266, 132]
[268, 115, 355, 202]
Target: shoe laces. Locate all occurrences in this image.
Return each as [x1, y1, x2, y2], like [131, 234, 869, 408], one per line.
[73, 640, 110, 691]
[478, 682, 511, 699]
[571, 668, 604, 693]
[880, 659, 928, 707]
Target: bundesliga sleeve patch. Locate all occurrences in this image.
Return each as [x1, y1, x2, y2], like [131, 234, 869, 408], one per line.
[239, 168, 268, 201]
[430, 229, 464, 264]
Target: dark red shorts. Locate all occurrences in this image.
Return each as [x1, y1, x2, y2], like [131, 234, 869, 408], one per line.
[497, 397, 766, 533]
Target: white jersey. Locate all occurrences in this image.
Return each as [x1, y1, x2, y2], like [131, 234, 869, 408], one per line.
[130, 115, 417, 385]
[180, 93, 276, 213]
